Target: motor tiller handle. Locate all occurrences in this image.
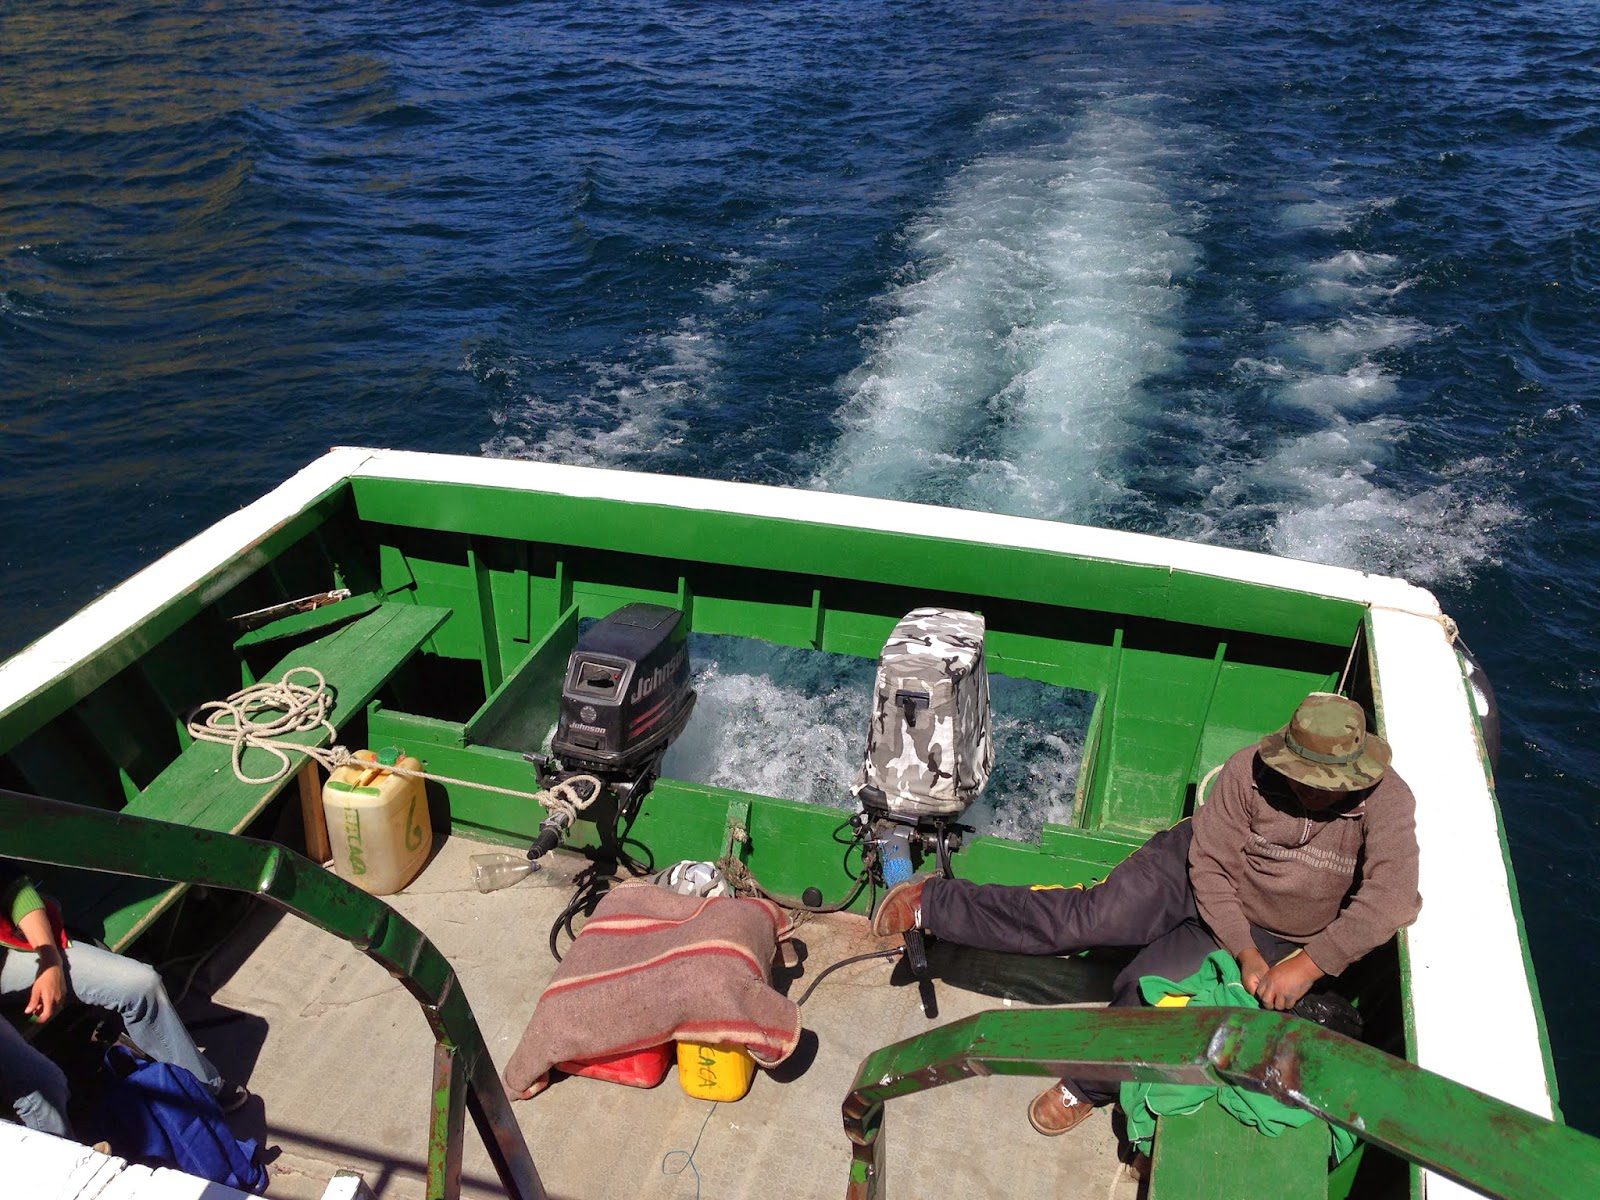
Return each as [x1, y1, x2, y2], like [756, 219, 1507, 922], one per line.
[529, 824, 563, 861]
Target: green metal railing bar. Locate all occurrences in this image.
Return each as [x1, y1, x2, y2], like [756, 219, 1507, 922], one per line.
[0, 789, 543, 1200]
[841, 1007, 1599, 1200]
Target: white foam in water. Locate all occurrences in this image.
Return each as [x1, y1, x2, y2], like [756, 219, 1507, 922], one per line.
[1230, 200, 1513, 584]
[1285, 315, 1428, 366]
[1278, 195, 1395, 233]
[1295, 251, 1410, 302]
[1311, 251, 1401, 277]
[701, 250, 766, 307]
[660, 641, 869, 810]
[659, 635, 1095, 842]
[965, 675, 1094, 842]
[1279, 200, 1351, 231]
[817, 95, 1197, 521]
[1266, 456, 1516, 585]
[483, 242, 779, 465]
[481, 315, 717, 465]
[1280, 363, 1399, 413]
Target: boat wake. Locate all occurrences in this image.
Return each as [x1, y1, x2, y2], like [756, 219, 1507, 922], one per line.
[815, 92, 1199, 524]
[819, 106, 1514, 586]
[476, 316, 714, 467]
[478, 242, 773, 467]
[1202, 202, 1516, 585]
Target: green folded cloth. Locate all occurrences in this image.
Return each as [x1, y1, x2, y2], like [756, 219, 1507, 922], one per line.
[1119, 950, 1358, 1163]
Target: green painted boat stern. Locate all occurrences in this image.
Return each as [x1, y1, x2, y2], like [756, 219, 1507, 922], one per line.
[0, 449, 1568, 1200]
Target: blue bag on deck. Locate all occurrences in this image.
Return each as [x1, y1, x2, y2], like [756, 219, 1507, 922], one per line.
[96, 1045, 268, 1194]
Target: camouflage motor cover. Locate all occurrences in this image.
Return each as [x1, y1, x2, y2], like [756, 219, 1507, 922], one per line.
[854, 607, 993, 818]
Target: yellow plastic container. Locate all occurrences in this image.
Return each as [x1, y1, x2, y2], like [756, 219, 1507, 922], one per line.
[676, 1040, 756, 1102]
[322, 748, 431, 895]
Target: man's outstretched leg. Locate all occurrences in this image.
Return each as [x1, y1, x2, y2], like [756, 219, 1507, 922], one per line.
[0, 1014, 71, 1136]
[871, 820, 1206, 1138]
[873, 820, 1198, 953]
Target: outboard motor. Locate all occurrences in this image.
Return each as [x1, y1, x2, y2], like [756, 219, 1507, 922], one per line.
[528, 603, 696, 859]
[853, 607, 993, 1014]
[853, 606, 993, 874]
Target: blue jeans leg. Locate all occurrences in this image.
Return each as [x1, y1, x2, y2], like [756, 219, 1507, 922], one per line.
[0, 942, 221, 1093]
[0, 1009, 72, 1136]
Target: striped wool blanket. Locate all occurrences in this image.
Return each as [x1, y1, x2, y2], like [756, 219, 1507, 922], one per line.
[503, 880, 802, 1097]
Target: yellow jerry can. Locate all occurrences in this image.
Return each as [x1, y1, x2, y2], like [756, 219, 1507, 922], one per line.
[676, 1040, 757, 1102]
[322, 747, 431, 895]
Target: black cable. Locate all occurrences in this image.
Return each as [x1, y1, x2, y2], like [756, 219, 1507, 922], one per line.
[729, 819, 871, 914]
[829, 815, 860, 846]
[840, 827, 868, 879]
[796, 947, 903, 1007]
[744, 867, 870, 915]
[548, 859, 614, 962]
[545, 771, 658, 961]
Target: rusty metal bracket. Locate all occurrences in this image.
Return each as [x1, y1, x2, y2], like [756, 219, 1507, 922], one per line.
[841, 1007, 1597, 1200]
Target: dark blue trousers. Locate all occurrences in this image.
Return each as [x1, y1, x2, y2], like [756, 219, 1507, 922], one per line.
[921, 820, 1297, 1104]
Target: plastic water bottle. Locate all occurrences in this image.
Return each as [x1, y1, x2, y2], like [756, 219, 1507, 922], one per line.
[470, 852, 539, 893]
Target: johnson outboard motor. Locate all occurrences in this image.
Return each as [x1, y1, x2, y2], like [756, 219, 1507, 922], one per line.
[853, 607, 993, 1013]
[527, 603, 696, 860]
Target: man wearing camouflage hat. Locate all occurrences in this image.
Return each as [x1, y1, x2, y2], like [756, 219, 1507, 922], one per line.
[873, 691, 1421, 1138]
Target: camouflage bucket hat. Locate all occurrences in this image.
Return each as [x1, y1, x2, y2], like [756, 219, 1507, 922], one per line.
[1258, 692, 1390, 792]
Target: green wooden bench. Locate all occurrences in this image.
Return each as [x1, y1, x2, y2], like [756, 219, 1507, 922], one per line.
[41, 601, 451, 951]
[1149, 1100, 1330, 1200]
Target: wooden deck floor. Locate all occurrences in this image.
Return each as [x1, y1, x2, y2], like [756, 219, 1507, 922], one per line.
[188, 834, 1142, 1200]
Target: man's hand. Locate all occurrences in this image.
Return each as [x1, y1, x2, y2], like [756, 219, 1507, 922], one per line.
[1237, 947, 1270, 997]
[25, 951, 66, 1024]
[1255, 950, 1324, 1011]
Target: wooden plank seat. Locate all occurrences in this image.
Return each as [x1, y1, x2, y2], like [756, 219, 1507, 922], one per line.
[1149, 1097, 1330, 1200]
[42, 602, 452, 952]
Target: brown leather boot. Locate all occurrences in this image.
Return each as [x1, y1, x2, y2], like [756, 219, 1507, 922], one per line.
[1027, 1084, 1095, 1136]
[871, 877, 929, 937]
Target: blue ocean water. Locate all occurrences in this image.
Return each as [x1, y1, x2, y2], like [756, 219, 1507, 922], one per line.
[3, 0, 1598, 1131]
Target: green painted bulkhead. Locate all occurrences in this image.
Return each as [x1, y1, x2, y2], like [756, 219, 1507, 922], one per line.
[0, 475, 1365, 911]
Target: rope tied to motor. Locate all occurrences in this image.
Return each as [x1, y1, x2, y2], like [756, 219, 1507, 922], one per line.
[532, 772, 606, 832]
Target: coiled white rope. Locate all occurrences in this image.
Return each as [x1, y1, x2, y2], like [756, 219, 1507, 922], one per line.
[187, 668, 341, 785]
[185, 670, 585, 815]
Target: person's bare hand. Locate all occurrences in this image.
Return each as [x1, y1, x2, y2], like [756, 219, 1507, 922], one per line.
[1237, 947, 1270, 997]
[1256, 952, 1324, 1011]
[26, 959, 67, 1024]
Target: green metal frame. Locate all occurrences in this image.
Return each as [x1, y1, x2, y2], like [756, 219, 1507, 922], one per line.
[841, 1007, 1597, 1200]
[0, 789, 543, 1200]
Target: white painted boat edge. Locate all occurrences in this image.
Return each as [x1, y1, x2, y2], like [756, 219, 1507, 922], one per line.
[1370, 607, 1554, 1197]
[0, 1121, 259, 1199]
[1, 446, 1439, 718]
[349, 447, 1444, 617]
